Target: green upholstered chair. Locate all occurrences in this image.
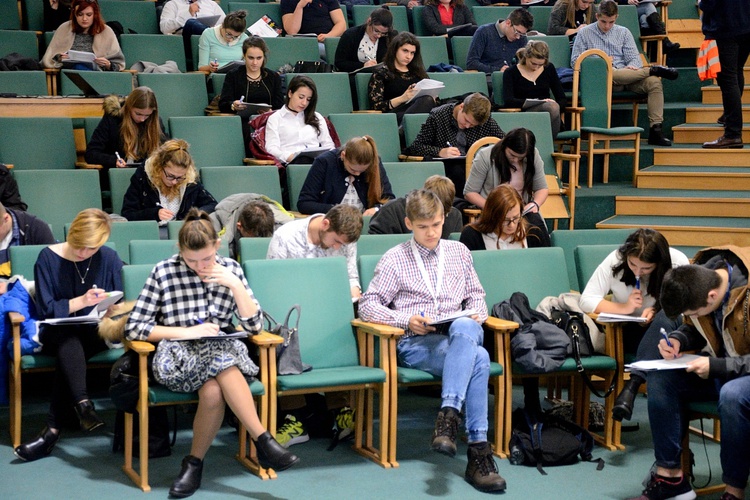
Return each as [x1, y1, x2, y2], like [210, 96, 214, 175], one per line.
[238, 236, 272, 262]
[681, 401, 724, 496]
[0, 117, 80, 170]
[529, 5, 553, 35]
[99, 1, 159, 34]
[285, 73, 354, 115]
[411, 6, 428, 36]
[0, 71, 47, 96]
[119, 265, 274, 491]
[109, 167, 137, 216]
[168, 116, 249, 167]
[382, 161, 444, 198]
[263, 37, 319, 73]
[450, 36, 474, 71]
[0, 2, 21, 29]
[0, 29, 38, 59]
[351, 5, 409, 33]
[531, 34, 571, 70]
[426, 71, 489, 99]
[21, 0, 45, 31]
[286, 164, 312, 213]
[491, 111, 577, 229]
[472, 247, 621, 454]
[60, 69, 134, 96]
[471, 6, 516, 27]
[357, 253, 507, 462]
[167, 220, 184, 239]
[8, 244, 49, 282]
[137, 73, 207, 122]
[572, 49, 644, 188]
[13, 169, 102, 240]
[244, 257, 394, 467]
[353, 72, 374, 111]
[356, 234, 411, 257]
[106, 221, 160, 265]
[200, 166, 283, 203]
[129, 239, 230, 265]
[323, 36, 339, 66]
[329, 113, 401, 162]
[416, 36, 450, 68]
[550, 228, 634, 291]
[401, 113, 429, 150]
[618, 4, 666, 65]
[574, 244, 620, 297]
[121, 34, 187, 72]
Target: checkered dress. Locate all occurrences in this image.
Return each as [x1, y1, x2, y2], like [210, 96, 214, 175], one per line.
[125, 254, 263, 393]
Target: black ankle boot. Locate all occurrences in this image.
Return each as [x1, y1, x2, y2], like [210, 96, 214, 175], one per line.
[14, 426, 60, 462]
[648, 124, 672, 146]
[169, 455, 203, 498]
[612, 377, 644, 422]
[74, 399, 104, 432]
[256, 431, 300, 471]
[663, 37, 681, 54]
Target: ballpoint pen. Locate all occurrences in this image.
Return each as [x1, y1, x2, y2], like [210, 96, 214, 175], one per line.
[660, 327, 673, 348]
[635, 275, 640, 290]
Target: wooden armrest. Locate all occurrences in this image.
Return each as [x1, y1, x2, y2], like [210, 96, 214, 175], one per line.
[498, 108, 522, 113]
[251, 331, 284, 347]
[351, 319, 405, 339]
[352, 110, 382, 114]
[9, 312, 25, 325]
[76, 162, 102, 169]
[4, 164, 13, 169]
[398, 155, 424, 162]
[207, 111, 235, 116]
[484, 316, 519, 332]
[463, 207, 480, 215]
[127, 340, 155, 354]
[244, 158, 277, 165]
[641, 35, 666, 42]
[43, 68, 59, 75]
[551, 152, 580, 162]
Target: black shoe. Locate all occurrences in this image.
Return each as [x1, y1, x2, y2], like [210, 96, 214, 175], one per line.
[612, 378, 642, 422]
[703, 135, 744, 149]
[14, 426, 60, 462]
[649, 65, 679, 81]
[465, 443, 507, 492]
[648, 124, 672, 146]
[74, 399, 104, 432]
[256, 431, 299, 471]
[431, 407, 460, 457]
[663, 38, 681, 54]
[628, 472, 695, 500]
[717, 114, 726, 126]
[169, 455, 203, 498]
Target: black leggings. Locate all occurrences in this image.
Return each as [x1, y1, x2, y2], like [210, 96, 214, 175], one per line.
[40, 326, 107, 429]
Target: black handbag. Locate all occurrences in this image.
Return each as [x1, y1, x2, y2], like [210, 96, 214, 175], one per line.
[264, 305, 312, 375]
[292, 60, 334, 73]
[109, 350, 140, 413]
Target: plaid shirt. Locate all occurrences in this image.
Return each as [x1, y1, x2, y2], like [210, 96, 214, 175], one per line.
[571, 23, 642, 70]
[359, 239, 488, 339]
[125, 254, 263, 341]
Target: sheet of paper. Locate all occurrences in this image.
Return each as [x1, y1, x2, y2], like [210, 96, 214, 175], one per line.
[407, 79, 445, 103]
[595, 312, 649, 323]
[40, 290, 124, 326]
[246, 16, 280, 38]
[625, 354, 702, 371]
[428, 309, 477, 326]
[522, 98, 547, 109]
[67, 50, 95, 63]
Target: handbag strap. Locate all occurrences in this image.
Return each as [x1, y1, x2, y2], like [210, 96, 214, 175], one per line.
[282, 304, 301, 332]
[570, 324, 619, 399]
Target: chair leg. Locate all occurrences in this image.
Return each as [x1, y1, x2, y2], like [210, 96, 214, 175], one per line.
[10, 368, 21, 448]
[633, 134, 642, 187]
[587, 139, 596, 188]
[603, 140, 610, 184]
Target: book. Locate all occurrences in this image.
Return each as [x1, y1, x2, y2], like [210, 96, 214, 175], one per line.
[246, 15, 282, 38]
[196, 14, 222, 27]
[172, 332, 249, 342]
[428, 309, 477, 326]
[522, 98, 547, 109]
[625, 354, 702, 371]
[64, 50, 97, 71]
[406, 79, 445, 103]
[216, 60, 244, 74]
[349, 62, 384, 74]
[235, 102, 273, 119]
[446, 24, 475, 37]
[40, 290, 124, 326]
[287, 146, 331, 164]
[595, 312, 649, 323]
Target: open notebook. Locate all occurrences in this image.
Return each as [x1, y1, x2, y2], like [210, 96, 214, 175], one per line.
[40, 291, 123, 326]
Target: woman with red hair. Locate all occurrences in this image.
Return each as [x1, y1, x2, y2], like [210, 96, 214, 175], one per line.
[42, 0, 125, 71]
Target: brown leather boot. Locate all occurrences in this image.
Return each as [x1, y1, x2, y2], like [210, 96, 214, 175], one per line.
[465, 442, 507, 492]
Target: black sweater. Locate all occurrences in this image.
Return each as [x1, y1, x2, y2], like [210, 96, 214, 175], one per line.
[334, 24, 393, 72]
[218, 67, 284, 114]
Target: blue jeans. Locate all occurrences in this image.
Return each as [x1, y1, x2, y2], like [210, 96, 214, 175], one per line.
[646, 369, 750, 489]
[628, 310, 682, 381]
[396, 317, 490, 443]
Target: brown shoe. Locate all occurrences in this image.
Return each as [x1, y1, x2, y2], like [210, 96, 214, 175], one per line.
[703, 135, 744, 149]
[465, 443, 507, 492]
[431, 407, 460, 457]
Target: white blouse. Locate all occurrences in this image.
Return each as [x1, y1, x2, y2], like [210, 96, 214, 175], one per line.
[481, 232, 526, 250]
[264, 106, 335, 163]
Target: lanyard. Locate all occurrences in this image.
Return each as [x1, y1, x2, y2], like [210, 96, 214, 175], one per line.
[410, 239, 444, 309]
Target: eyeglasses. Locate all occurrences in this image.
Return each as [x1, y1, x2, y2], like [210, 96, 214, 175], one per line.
[511, 25, 528, 38]
[223, 30, 241, 41]
[503, 216, 521, 226]
[372, 26, 390, 37]
[163, 171, 186, 182]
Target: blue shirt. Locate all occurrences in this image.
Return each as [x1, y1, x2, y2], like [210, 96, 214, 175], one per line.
[466, 22, 526, 74]
[571, 22, 641, 70]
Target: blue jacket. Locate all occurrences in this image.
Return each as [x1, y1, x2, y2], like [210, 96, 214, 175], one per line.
[297, 148, 394, 215]
[700, 0, 750, 39]
[466, 22, 526, 74]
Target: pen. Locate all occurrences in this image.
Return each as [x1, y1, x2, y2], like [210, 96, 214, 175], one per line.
[635, 276, 640, 290]
[660, 327, 673, 348]
[194, 316, 204, 325]
[446, 141, 452, 147]
[239, 95, 245, 103]
[420, 311, 426, 326]
[115, 151, 123, 164]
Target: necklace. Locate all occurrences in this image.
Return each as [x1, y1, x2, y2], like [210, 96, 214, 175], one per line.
[73, 257, 92, 284]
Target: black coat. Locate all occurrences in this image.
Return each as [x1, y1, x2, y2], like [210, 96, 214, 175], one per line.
[334, 24, 393, 72]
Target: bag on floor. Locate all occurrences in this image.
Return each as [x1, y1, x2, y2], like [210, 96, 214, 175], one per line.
[112, 407, 173, 458]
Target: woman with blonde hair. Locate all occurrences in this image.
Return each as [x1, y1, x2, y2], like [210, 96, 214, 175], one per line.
[126, 208, 298, 497]
[502, 40, 567, 138]
[121, 139, 217, 236]
[85, 86, 166, 173]
[15, 209, 123, 462]
[460, 184, 545, 250]
[547, 0, 594, 45]
[297, 135, 395, 215]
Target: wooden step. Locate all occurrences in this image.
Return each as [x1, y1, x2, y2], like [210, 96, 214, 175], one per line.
[653, 148, 750, 166]
[665, 19, 702, 49]
[615, 192, 750, 217]
[701, 85, 750, 105]
[685, 106, 750, 124]
[672, 124, 750, 144]
[636, 166, 750, 190]
[596, 215, 750, 247]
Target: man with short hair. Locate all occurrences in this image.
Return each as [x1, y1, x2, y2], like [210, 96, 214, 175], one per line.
[359, 189, 505, 493]
[159, 0, 225, 35]
[368, 175, 463, 237]
[0, 202, 56, 290]
[267, 204, 363, 299]
[627, 246, 750, 500]
[466, 8, 533, 74]
[405, 93, 504, 196]
[571, 0, 677, 146]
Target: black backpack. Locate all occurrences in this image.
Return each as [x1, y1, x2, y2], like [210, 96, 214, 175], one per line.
[508, 408, 603, 475]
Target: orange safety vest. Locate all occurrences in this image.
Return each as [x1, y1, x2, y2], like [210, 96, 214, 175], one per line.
[697, 39, 721, 81]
